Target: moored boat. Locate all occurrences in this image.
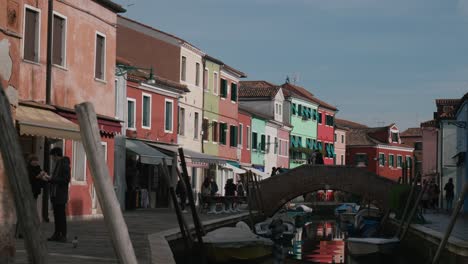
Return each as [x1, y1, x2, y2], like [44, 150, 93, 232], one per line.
[346, 237, 400, 256]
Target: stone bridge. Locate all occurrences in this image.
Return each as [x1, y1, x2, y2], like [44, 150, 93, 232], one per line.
[253, 165, 397, 216]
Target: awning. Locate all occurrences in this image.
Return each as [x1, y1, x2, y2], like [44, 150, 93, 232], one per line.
[242, 166, 269, 179]
[16, 105, 81, 141]
[126, 139, 171, 165]
[148, 143, 226, 165]
[221, 163, 246, 174]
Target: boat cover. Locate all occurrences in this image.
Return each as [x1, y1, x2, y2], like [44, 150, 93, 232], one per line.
[203, 221, 273, 248]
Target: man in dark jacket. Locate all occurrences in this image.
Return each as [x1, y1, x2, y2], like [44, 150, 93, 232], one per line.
[46, 147, 71, 242]
[444, 178, 455, 211]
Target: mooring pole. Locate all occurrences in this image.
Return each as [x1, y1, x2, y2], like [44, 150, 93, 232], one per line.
[0, 84, 48, 263]
[396, 176, 419, 238]
[75, 102, 137, 264]
[431, 183, 468, 264]
[400, 184, 427, 241]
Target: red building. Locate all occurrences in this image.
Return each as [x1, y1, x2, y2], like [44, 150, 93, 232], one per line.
[238, 110, 252, 166]
[336, 119, 414, 182]
[317, 104, 337, 165]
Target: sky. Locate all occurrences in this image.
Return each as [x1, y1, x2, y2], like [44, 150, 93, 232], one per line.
[114, 0, 468, 130]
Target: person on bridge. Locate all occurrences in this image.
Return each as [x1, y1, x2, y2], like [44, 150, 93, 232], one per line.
[314, 150, 324, 165]
[444, 178, 454, 211]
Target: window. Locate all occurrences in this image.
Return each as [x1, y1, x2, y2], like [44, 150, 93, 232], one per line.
[397, 155, 403, 168]
[274, 137, 278, 154]
[127, 98, 136, 129]
[195, 62, 200, 86]
[312, 109, 317, 121]
[252, 132, 258, 150]
[181, 56, 186, 81]
[414, 142, 422, 151]
[202, 118, 209, 141]
[389, 154, 395, 167]
[24, 7, 40, 62]
[326, 115, 334, 126]
[239, 124, 243, 148]
[266, 135, 271, 153]
[212, 121, 218, 142]
[178, 107, 185, 136]
[220, 78, 228, 98]
[341, 135, 344, 143]
[52, 14, 66, 66]
[298, 105, 303, 116]
[231, 83, 237, 102]
[379, 153, 385, 166]
[229, 125, 238, 147]
[213, 72, 218, 94]
[247, 126, 251, 149]
[142, 94, 151, 128]
[194, 112, 199, 139]
[95, 33, 106, 80]
[220, 123, 227, 145]
[292, 103, 297, 115]
[334, 133, 337, 142]
[355, 154, 368, 167]
[391, 132, 399, 143]
[73, 141, 86, 182]
[318, 112, 323, 124]
[203, 68, 208, 91]
[406, 156, 412, 169]
[164, 100, 173, 132]
[279, 104, 282, 114]
[279, 139, 283, 155]
[260, 134, 266, 151]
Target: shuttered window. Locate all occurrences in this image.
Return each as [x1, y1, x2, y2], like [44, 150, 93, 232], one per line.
[202, 119, 209, 141]
[142, 94, 151, 128]
[181, 56, 186, 81]
[260, 134, 266, 151]
[95, 34, 106, 80]
[212, 121, 218, 142]
[220, 123, 227, 145]
[252, 132, 258, 150]
[52, 14, 66, 66]
[24, 8, 40, 62]
[231, 83, 238, 102]
[230, 125, 238, 147]
[195, 62, 200, 86]
[220, 79, 228, 98]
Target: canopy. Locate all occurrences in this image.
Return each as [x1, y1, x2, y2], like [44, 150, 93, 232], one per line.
[16, 105, 81, 141]
[242, 166, 269, 179]
[221, 163, 246, 174]
[126, 139, 171, 165]
[148, 143, 226, 165]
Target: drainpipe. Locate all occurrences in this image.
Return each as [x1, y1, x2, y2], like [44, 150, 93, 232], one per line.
[46, 0, 53, 105]
[201, 56, 206, 153]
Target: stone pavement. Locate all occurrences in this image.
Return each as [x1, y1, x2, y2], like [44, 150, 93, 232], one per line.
[422, 211, 468, 242]
[14, 208, 249, 264]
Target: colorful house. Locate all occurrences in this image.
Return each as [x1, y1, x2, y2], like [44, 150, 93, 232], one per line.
[317, 103, 338, 165]
[334, 125, 348, 165]
[400, 128, 423, 177]
[420, 120, 438, 182]
[238, 110, 252, 166]
[336, 119, 414, 182]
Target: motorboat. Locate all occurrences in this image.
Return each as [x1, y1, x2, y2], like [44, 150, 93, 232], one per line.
[203, 221, 273, 262]
[255, 218, 296, 238]
[334, 203, 359, 217]
[287, 204, 314, 218]
[346, 237, 400, 256]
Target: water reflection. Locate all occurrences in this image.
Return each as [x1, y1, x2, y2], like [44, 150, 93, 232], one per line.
[289, 221, 345, 263]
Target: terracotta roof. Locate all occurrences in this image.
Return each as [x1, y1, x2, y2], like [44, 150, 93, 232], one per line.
[346, 129, 380, 146]
[204, 55, 246, 78]
[128, 71, 189, 93]
[280, 83, 337, 111]
[94, 0, 126, 13]
[400, 128, 422, 137]
[239, 81, 280, 98]
[420, 120, 437, 128]
[335, 118, 369, 129]
[238, 105, 273, 120]
[315, 97, 338, 111]
[116, 56, 132, 65]
[435, 99, 460, 106]
[454, 92, 468, 115]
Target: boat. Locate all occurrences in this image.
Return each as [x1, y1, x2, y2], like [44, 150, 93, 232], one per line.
[339, 212, 357, 223]
[346, 237, 400, 256]
[203, 221, 273, 262]
[334, 203, 359, 217]
[254, 218, 296, 238]
[287, 204, 314, 218]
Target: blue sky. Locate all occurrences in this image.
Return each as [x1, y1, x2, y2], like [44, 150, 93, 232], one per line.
[114, 0, 468, 130]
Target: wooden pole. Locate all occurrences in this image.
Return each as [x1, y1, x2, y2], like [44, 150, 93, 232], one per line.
[177, 148, 206, 264]
[431, 183, 468, 264]
[160, 161, 192, 250]
[245, 171, 255, 229]
[396, 177, 418, 238]
[0, 84, 48, 263]
[400, 184, 427, 241]
[75, 102, 137, 264]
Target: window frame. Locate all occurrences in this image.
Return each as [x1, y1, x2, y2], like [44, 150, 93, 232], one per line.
[195, 62, 200, 86]
[231, 82, 238, 102]
[379, 153, 385, 167]
[72, 141, 87, 184]
[246, 126, 251, 150]
[178, 106, 185, 136]
[212, 120, 219, 144]
[389, 154, 395, 168]
[126, 98, 136, 130]
[213, 72, 219, 95]
[203, 67, 209, 92]
[202, 118, 209, 142]
[52, 11, 67, 68]
[239, 123, 243, 149]
[194, 112, 199, 140]
[397, 155, 403, 168]
[181, 56, 187, 81]
[141, 93, 152, 129]
[94, 31, 106, 81]
[252, 131, 258, 150]
[164, 99, 174, 133]
[220, 78, 228, 99]
[23, 5, 41, 63]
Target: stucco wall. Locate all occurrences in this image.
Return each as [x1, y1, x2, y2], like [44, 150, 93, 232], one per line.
[317, 108, 335, 165]
[238, 111, 251, 164]
[277, 127, 290, 169]
[264, 123, 278, 177]
[334, 129, 346, 165]
[422, 127, 438, 177]
[202, 60, 221, 156]
[20, 0, 118, 117]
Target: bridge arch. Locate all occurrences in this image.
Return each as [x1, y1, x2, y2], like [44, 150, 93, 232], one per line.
[254, 165, 397, 217]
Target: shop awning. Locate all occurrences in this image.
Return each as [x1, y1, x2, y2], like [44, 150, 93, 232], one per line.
[16, 105, 81, 141]
[221, 163, 246, 174]
[242, 166, 269, 179]
[148, 143, 226, 165]
[126, 139, 171, 165]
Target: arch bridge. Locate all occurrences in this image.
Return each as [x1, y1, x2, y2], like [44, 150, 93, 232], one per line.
[253, 165, 397, 217]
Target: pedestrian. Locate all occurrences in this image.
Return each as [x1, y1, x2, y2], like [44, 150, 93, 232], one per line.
[271, 167, 277, 176]
[224, 179, 237, 212]
[210, 177, 219, 196]
[175, 179, 187, 213]
[236, 180, 245, 197]
[432, 182, 440, 209]
[315, 150, 324, 165]
[201, 177, 214, 213]
[27, 154, 46, 200]
[46, 147, 71, 243]
[444, 178, 455, 211]
[308, 151, 317, 165]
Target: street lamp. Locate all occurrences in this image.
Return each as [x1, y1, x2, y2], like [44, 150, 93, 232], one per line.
[116, 64, 156, 85]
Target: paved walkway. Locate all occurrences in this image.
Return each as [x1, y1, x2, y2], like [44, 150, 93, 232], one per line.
[14, 209, 250, 264]
[421, 211, 468, 242]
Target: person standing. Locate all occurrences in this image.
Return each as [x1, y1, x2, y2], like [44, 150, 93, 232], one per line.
[27, 155, 46, 200]
[315, 150, 324, 165]
[444, 178, 455, 211]
[224, 179, 237, 212]
[176, 179, 187, 213]
[46, 147, 71, 242]
[210, 177, 219, 196]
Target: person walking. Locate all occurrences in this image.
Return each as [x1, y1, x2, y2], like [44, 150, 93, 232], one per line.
[46, 147, 71, 243]
[210, 177, 219, 196]
[315, 150, 324, 165]
[176, 179, 187, 213]
[444, 178, 455, 212]
[224, 179, 237, 212]
[236, 180, 245, 197]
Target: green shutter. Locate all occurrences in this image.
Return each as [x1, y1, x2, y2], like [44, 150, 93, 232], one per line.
[291, 104, 297, 115]
[331, 144, 335, 157]
[231, 83, 237, 101]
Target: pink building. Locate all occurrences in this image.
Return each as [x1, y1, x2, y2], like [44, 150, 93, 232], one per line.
[334, 126, 347, 165]
[277, 127, 290, 169]
[420, 120, 439, 181]
[238, 110, 252, 165]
